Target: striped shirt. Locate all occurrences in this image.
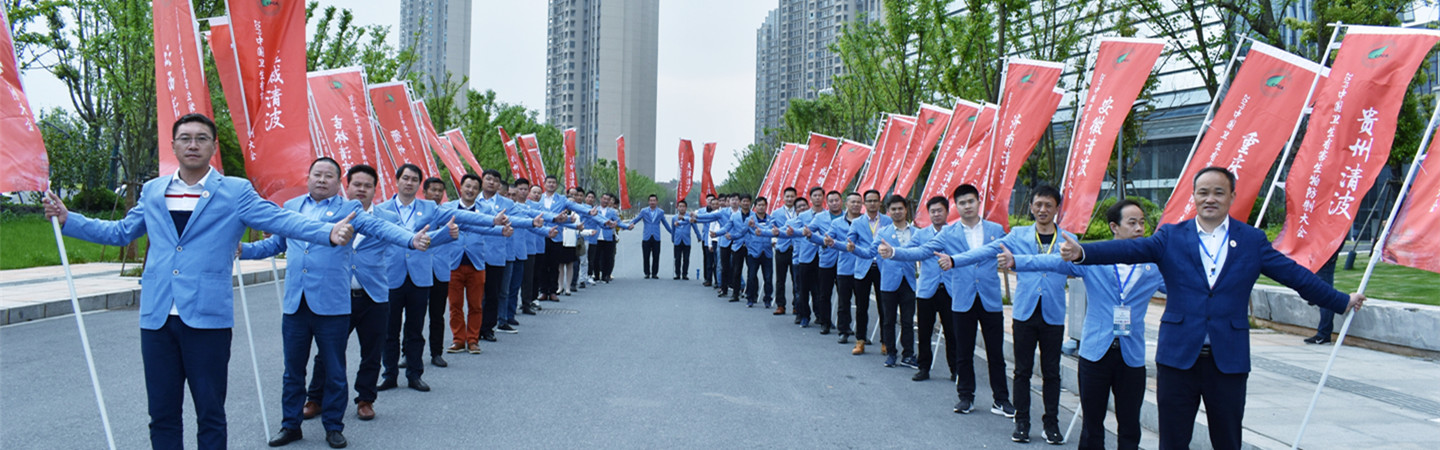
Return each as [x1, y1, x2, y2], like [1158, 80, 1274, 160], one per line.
[164, 167, 216, 315]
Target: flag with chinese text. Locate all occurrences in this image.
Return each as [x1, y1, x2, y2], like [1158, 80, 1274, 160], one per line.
[984, 59, 1065, 230]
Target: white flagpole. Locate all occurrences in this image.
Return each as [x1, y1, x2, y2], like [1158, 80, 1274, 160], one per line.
[1290, 88, 1440, 450]
[233, 257, 272, 439]
[49, 215, 117, 450]
[1174, 36, 1250, 192]
[1255, 24, 1344, 228]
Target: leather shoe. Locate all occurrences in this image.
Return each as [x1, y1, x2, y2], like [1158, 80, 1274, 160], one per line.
[377, 378, 397, 391]
[912, 370, 930, 381]
[467, 342, 482, 354]
[431, 355, 448, 367]
[408, 378, 431, 392]
[326, 430, 347, 448]
[302, 400, 320, 419]
[355, 401, 375, 421]
[268, 427, 302, 447]
[773, 306, 785, 315]
[446, 343, 465, 353]
[480, 334, 497, 342]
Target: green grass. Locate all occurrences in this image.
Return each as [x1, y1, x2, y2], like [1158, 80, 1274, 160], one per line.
[1258, 256, 1440, 306]
[0, 212, 147, 270]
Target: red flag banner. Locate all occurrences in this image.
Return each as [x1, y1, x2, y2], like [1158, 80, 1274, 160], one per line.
[756, 148, 784, 202]
[413, 100, 466, 187]
[616, 136, 631, 209]
[229, 0, 309, 201]
[984, 59, 1066, 230]
[956, 104, 1001, 198]
[892, 104, 954, 196]
[916, 100, 984, 228]
[307, 68, 377, 176]
[445, 129, 482, 173]
[563, 128, 578, 190]
[780, 143, 806, 192]
[1276, 26, 1440, 271]
[204, 18, 249, 152]
[799, 133, 841, 192]
[701, 142, 717, 204]
[825, 140, 874, 193]
[1383, 128, 1440, 273]
[496, 126, 526, 179]
[519, 134, 546, 182]
[859, 115, 916, 193]
[677, 139, 695, 202]
[1058, 37, 1167, 234]
[154, 0, 220, 175]
[369, 82, 433, 180]
[0, 10, 49, 193]
[1160, 41, 1325, 226]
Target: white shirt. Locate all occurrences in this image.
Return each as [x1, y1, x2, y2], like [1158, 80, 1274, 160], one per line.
[894, 223, 913, 246]
[1115, 263, 1136, 300]
[1196, 219, 1230, 288]
[960, 219, 985, 250]
[165, 168, 216, 315]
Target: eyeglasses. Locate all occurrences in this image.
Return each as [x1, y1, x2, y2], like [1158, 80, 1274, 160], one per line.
[175, 136, 214, 146]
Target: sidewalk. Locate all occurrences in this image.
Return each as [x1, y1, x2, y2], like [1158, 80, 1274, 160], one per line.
[0, 260, 286, 325]
[957, 273, 1440, 449]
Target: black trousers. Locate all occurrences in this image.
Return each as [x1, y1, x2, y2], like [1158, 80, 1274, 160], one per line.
[1013, 305, 1064, 428]
[641, 238, 661, 276]
[587, 245, 599, 278]
[383, 276, 427, 382]
[717, 246, 732, 291]
[1079, 343, 1146, 450]
[598, 240, 617, 280]
[916, 290, 957, 376]
[310, 291, 388, 405]
[834, 273, 856, 334]
[673, 243, 691, 277]
[774, 248, 793, 307]
[791, 260, 814, 320]
[702, 243, 717, 284]
[541, 240, 563, 294]
[1156, 356, 1247, 450]
[481, 264, 507, 335]
[848, 267, 879, 341]
[952, 297, 1008, 403]
[728, 245, 747, 295]
[522, 257, 538, 304]
[745, 253, 773, 304]
[427, 279, 448, 357]
[813, 265, 836, 327]
[878, 280, 916, 357]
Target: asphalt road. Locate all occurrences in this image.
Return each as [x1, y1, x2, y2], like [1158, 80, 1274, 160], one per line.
[1, 229, 1087, 449]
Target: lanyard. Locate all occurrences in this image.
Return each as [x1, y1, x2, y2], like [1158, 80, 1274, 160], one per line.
[1198, 226, 1229, 271]
[1035, 228, 1057, 254]
[394, 198, 417, 227]
[1113, 264, 1136, 301]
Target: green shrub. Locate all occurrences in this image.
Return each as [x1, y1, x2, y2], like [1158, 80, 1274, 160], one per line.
[1083, 196, 1161, 240]
[70, 188, 122, 213]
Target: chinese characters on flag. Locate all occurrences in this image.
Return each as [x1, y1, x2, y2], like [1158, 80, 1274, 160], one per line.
[1160, 41, 1324, 226]
[616, 136, 631, 209]
[229, 0, 310, 201]
[858, 115, 915, 193]
[153, 0, 221, 175]
[1274, 26, 1440, 271]
[984, 59, 1065, 230]
[306, 68, 376, 177]
[369, 82, 433, 182]
[677, 139, 694, 203]
[0, 9, 49, 192]
[519, 134, 545, 182]
[701, 142, 718, 205]
[1058, 37, 1166, 234]
[563, 128, 578, 190]
[797, 133, 841, 192]
[915, 100, 983, 228]
[496, 126, 527, 179]
[825, 140, 873, 193]
[892, 104, 953, 196]
[1383, 125, 1440, 274]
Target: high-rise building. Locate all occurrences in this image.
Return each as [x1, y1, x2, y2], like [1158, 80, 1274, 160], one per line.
[546, 0, 660, 180]
[753, 0, 884, 146]
[400, 0, 472, 109]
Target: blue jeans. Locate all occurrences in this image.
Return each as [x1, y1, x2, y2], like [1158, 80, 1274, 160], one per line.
[282, 298, 349, 431]
[141, 315, 231, 450]
[503, 260, 524, 323]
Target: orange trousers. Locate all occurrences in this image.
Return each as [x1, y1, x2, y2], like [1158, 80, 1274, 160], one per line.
[448, 264, 485, 344]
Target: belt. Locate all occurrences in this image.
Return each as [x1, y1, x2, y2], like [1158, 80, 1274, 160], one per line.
[1198, 345, 1213, 358]
[1109, 338, 1122, 350]
[350, 289, 367, 298]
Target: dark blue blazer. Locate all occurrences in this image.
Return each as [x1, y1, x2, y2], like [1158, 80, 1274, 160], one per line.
[1078, 217, 1348, 373]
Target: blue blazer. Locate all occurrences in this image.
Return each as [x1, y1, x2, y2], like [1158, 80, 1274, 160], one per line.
[694, 208, 734, 247]
[241, 195, 418, 315]
[892, 220, 1006, 313]
[664, 214, 701, 246]
[846, 213, 893, 278]
[806, 211, 843, 269]
[373, 196, 460, 288]
[1015, 254, 1165, 367]
[538, 192, 592, 242]
[625, 207, 667, 241]
[725, 210, 754, 251]
[600, 208, 620, 241]
[351, 206, 403, 303]
[1078, 217, 1349, 373]
[744, 213, 777, 258]
[905, 225, 945, 299]
[954, 225, 1078, 326]
[437, 199, 508, 271]
[788, 210, 819, 264]
[770, 206, 797, 252]
[63, 172, 335, 330]
[827, 215, 860, 276]
[854, 223, 917, 292]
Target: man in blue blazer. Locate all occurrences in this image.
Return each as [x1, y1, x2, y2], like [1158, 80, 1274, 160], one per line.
[46, 114, 354, 450]
[785, 191, 822, 326]
[853, 195, 917, 367]
[693, 194, 735, 295]
[803, 190, 845, 334]
[625, 194, 668, 279]
[1058, 168, 1364, 450]
[841, 190, 892, 355]
[906, 196, 958, 382]
[661, 199, 701, 279]
[743, 197, 779, 308]
[724, 194, 756, 302]
[537, 175, 595, 299]
[881, 184, 1012, 418]
[421, 177, 456, 368]
[1005, 199, 1165, 450]
[822, 192, 868, 345]
[438, 173, 514, 353]
[241, 158, 435, 448]
[770, 187, 800, 315]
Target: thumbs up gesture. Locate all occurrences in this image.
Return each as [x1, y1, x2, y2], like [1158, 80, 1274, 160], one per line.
[533, 215, 545, 228]
[558, 210, 572, 223]
[413, 224, 432, 251]
[548, 226, 560, 238]
[823, 235, 835, 248]
[330, 212, 356, 246]
[502, 225, 514, 237]
[494, 210, 510, 226]
[845, 239, 855, 253]
[447, 216, 459, 239]
[878, 239, 894, 259]
[936, 252, 953, 271]
[1059, 233, 1083, 262]
[997, 243, 1014, 269]
[748, 217, 757, 228]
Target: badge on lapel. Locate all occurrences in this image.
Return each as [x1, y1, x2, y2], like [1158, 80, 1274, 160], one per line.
[201, 191, 210, 198]
[1229, 240, 1236, 248]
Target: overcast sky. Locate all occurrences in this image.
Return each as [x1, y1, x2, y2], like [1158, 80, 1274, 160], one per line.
[19, 0, 778, 184]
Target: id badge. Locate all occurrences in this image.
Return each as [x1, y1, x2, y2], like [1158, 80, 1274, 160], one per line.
[1112, 305, 1132, 337]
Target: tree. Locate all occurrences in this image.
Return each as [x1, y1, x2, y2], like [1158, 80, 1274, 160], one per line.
[718, 143, 775, 196]
[581, 159, 665, 212]
[37, 108, 111, 192]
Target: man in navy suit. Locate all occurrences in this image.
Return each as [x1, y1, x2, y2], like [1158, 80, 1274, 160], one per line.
[1059, 167, 1365, 450]
[47, 114, 354, 449]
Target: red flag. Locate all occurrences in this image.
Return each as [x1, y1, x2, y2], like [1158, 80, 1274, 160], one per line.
[956, 104, 1001, 200]
[445, 129, 482, 174]
[825, 140, 874, 193]
[859, 115, 916, 193]
[413, 100, 466, 187]
[369, 82, 433, 179]
[307, 68, 377, 175]
[0, 10, 49, 193]
[1160, 41, 1325, 226]
[756, 148, 784, 202]
[677, 139, 695, 202]
[154, 0, 220, 175]
[204, 18, 249, 153]
[892, 104, 954, 196]
[229, 0, 309, 201]
[1383, 126, 1440, 273]
[1275, 26, 1440, 271]
[916, 100, 984, 228]
[798, 133, 841, 192]
[616, 136, 631, 209]
[701, 142, 717, 204]
[984, 59, 1066, 230]
[496, 126, 526, 179]
[779, 143, 805, 192]
[519, 134, 546, 182]
[563, 128, 578, 190]
[1056, 38, 1166, 234]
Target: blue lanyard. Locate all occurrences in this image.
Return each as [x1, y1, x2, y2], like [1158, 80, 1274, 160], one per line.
[394, 198, 417, 227]
[1198, 226, 1229, 269]
[1113, 265, 1136, 301]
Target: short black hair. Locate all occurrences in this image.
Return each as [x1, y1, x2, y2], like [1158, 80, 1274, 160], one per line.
[1031, 185, 1061, 206]
[705, 193, 716, 199]
[885, 194, 909, 211]
[755, 196, 768, 205]
[863, 189, 882, 200]
[809, 186, 825, 196]
[952, 184, 979, 201]
[739, 194, 753, 202]
[793, 196, 810, 209]
[396, 163, 423, 180]
[310, 157, 341, 175]
[677, 199, 688, 206]
[845, 191, 861, 200]
[460, 173, 482, 188]
[1107, 198, 1144, 225]
[346, 164, 378, 184]
[172, 113, 217, 140]
[648, 194, 658, 200]
[514, 177, 531, 187]
[926, 195, 949, 211]
[1194, 166, 1236, 191]
[545, 174, 559, 182]
[481, 169, 504, 181]
[826, 190, 842, 199]
[783, 187, 797, 195]
[423, 177, 446, 191]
